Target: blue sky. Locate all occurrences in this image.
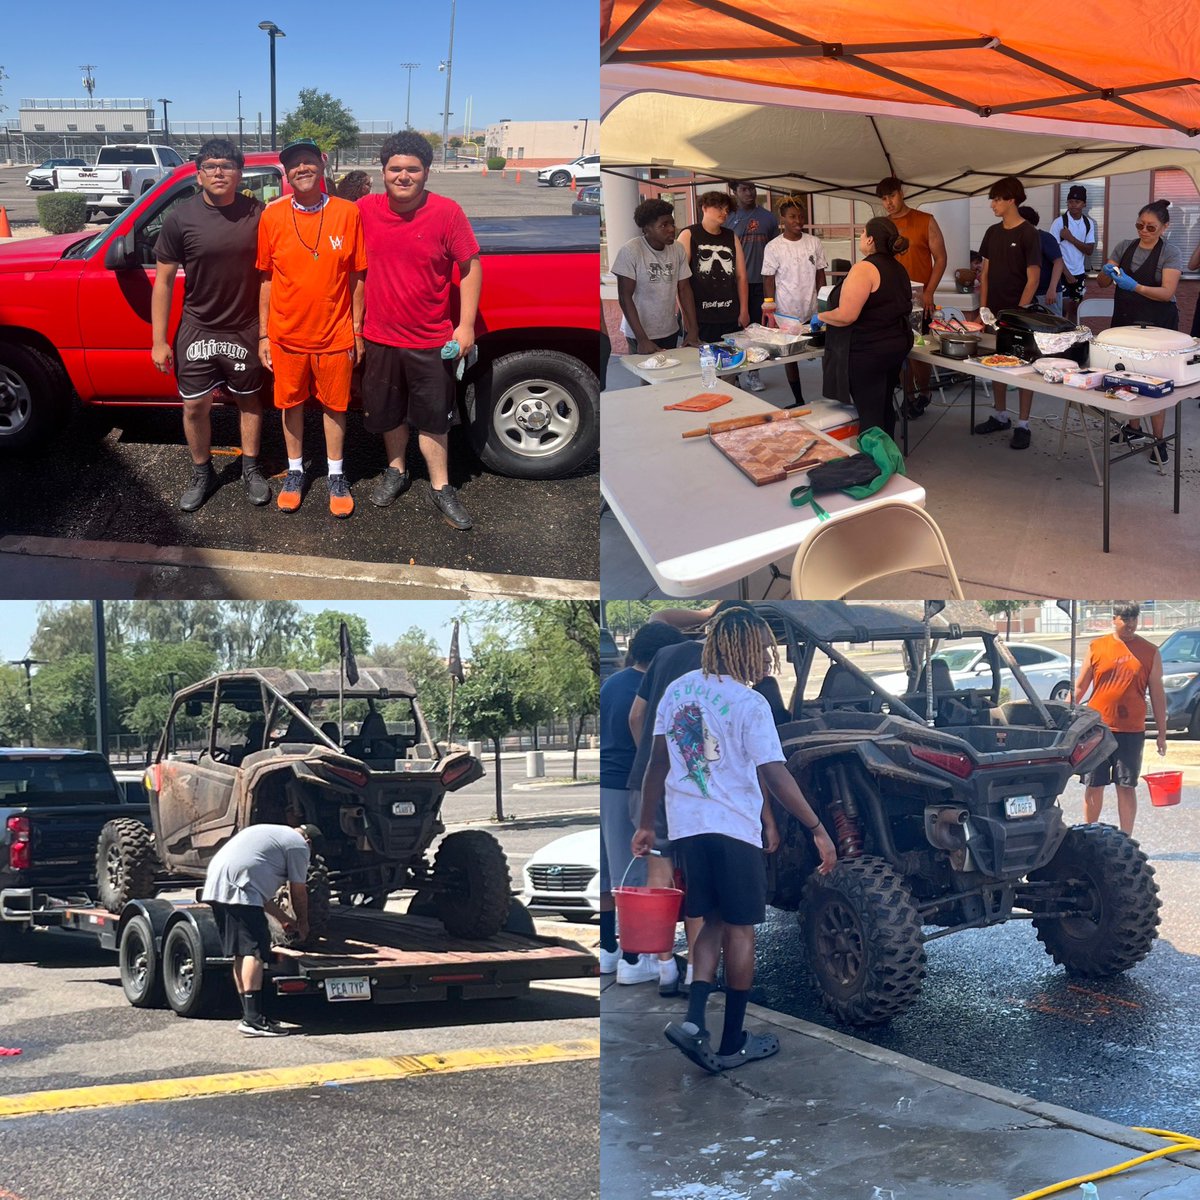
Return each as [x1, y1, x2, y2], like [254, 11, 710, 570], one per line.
[0, 601, 473, 666]
[1, 1, 597, 134]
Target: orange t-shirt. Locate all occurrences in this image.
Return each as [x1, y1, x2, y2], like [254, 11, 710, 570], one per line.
[1084, 633, 1157, 733]
[256, 195, 368, 352]
[892, 208, 934, 286]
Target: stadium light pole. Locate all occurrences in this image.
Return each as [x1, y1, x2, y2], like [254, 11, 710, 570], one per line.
[158, 98, 171, 143]
[257, 21, 286, 150]
[399, 63, 419, 130]
[438, 0, 456, 168]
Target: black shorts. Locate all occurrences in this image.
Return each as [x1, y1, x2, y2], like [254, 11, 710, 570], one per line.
[1083, 731, 1145, 789]
[698, 319, 740, 344]
[676, 833, 766, 926]
[174, 319, 264, 400]
[361, 341, 459, 435]
[210, 902, 272, 960]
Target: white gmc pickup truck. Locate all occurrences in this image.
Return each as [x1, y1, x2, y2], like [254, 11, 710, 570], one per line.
[52, 144, 188, 219]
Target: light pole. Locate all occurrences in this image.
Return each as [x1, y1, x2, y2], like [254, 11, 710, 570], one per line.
[438, 0, 456, 169]
[399, 63, 419, 130]
[237, 89, 244, 149]
[8, 657, 47, 747]
[157, 98, 171, 143]
[578, 117, 589, 157]
[257, 20, 286, 150]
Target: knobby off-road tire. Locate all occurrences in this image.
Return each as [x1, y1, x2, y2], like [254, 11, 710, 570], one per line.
[1029, 823, 1161, 976]
[432, 830, 511, 939]
[270, 854, 331, 947]
[96, 818, 158, 911]
[802, 855, 927, 1026]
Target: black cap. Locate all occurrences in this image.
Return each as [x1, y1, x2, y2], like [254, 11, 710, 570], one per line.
[280, 138, 323, 169]
[1067, 185, 1087, 201]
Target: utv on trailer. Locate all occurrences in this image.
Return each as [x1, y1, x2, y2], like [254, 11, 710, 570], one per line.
[755, 602, 1161, 1026]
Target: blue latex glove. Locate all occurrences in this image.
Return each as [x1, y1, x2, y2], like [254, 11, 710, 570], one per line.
[1113, 271, 1138, 292]
[809, 313, 823, 333]
[1102, 262, 1119, 279]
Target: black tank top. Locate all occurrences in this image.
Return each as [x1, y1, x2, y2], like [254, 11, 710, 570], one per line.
[685, 223, 738, 325]
[851, 253, 913, 347]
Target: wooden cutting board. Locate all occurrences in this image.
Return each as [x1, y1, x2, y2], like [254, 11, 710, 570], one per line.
[711, 421, 850, 485]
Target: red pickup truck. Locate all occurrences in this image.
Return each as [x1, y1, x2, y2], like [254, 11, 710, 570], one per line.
[0, 152, 599, 478]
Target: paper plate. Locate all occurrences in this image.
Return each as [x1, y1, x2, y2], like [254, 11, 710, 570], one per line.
[638, 355, 680, 369]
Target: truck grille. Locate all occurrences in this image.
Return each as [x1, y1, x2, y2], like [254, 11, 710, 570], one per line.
[529, 865, 596, 893]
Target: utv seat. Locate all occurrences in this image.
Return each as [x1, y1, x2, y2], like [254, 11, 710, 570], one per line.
[814, 664, 879, 714]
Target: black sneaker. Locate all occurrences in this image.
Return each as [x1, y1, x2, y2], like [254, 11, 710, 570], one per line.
[429, 483, 472, 530]
[237, 1017, 289, 1038]
[1109, 423, 1152, 445]
[1150, 440, 1170, 466]
[1010, 426, 1031, 450]
[974, 414, 1012, 435]
[242, 462, 271, 506]
[179, 461, 216, 512]
[370, 466, 411, 507]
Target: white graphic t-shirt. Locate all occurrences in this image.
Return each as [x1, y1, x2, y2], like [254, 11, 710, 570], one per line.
[653, 669, 785, 847]
[762, 232, 828, 320]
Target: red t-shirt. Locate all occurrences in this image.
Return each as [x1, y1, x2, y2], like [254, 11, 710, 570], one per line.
[357, 191, 480, 349]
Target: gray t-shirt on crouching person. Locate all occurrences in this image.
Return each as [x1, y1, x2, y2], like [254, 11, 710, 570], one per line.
[202, 824, 310, 907]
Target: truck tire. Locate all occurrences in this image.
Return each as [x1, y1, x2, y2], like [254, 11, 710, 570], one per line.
[162, 921, 218, 1018]
[467, 349, 598, 479]
[802, 856, 927, 1026]
[118, 913, 165, 1008]
[432, 830, 512, 939]
[96, 819, 158, 910]
[269, 853, 331, 946]
[1030, 823, 1161, 976]
[0, 341, 73, 452]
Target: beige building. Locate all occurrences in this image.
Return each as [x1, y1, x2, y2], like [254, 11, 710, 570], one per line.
[483, 118, 598, 166]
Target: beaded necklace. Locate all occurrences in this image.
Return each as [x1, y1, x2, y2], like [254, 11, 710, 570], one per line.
[291, 193, 326, 260]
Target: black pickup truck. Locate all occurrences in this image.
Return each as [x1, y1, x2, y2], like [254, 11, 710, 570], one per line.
[0, 747, 150, 955]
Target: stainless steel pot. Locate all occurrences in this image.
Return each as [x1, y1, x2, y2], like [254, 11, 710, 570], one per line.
[937, 332, 981, 359]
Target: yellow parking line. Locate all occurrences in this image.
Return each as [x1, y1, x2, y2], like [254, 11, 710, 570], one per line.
[0, 1038, 599, 1120]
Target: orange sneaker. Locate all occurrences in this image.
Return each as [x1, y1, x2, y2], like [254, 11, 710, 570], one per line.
[328, 473, 354, 518]
[277, 469, 304, 513]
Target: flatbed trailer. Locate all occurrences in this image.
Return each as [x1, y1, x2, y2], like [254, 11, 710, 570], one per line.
[25, 895, 598, 1019]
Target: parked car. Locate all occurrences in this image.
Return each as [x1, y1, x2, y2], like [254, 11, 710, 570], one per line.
[520, 827, 599, 922]
[25, 158, 87, 190]
[874, 641, 1075, 703]
[1147, 627, 1200, 738]
[537, 154, 600, 188]
[571, 185, 601, 216]
[51, 143, 188, 220]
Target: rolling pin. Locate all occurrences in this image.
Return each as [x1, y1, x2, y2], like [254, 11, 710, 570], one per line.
[682, 406, 811, 439]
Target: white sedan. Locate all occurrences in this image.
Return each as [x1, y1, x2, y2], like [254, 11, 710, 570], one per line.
[520, 827, 599, 922]
[874, 642, 1075, 703]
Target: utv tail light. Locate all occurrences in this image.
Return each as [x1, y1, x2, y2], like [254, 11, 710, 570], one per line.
[910, 746, 974, 779]
[6, 816, 31, 871]
[1070, 727, 1107, 767]
[322, 763, 368, 788]
[441, 760, 476, 788]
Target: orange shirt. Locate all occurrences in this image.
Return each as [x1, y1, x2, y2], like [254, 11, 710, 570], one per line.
[892, 208, 933, 285]
[256, 195, 368, 352]
[1084, 633, 1157, 733]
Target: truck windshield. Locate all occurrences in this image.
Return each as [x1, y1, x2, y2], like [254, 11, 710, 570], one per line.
[0, 759, 118, 804]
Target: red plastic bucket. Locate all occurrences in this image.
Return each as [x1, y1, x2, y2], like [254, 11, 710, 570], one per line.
[613, 885, 683, 953]
[1143, 771, 1183, 807]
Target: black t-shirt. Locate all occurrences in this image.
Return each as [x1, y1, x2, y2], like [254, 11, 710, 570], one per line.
[979, 220, 1040, 312]
[685, 223, 738, 325]
[156, 191, 263, 331]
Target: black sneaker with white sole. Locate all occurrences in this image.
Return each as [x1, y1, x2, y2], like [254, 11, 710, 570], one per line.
[973, 414, 1012, 435]
[1150, 440, 1170, 466]
[237, 1018, 289, 1037]
[1109, 423, 1152, 445]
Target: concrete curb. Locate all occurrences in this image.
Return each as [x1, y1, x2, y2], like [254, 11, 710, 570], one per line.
[510, 778, 598, 792]
[444, 807, 599, 831]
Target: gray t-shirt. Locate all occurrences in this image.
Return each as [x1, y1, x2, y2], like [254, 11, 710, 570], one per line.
[611, 236, 691, 340]
[202, 824, 309, 907]
[1110, 238, 1183, 282]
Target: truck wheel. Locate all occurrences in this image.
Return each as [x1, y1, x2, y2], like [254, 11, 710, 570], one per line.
[96, 819, 158, 910]
[162, 921, 218, 1018]
[0, 341, 73, 452]
[467, 350, 598, 479]
[118, 914, 165, 1008]
[802, 856, 927, 1026]
[1030, 824, 1161, 976]
[269, 854, 331, 946]
[432, 830, 512, 939]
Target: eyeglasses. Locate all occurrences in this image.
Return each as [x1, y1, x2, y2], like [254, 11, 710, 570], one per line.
[199, 162, 239, 174]
[1135, 222, 1160, 232]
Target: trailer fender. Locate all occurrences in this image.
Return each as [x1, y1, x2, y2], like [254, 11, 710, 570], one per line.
[116, 897, 178, 950]
[503, 897, 537, 937]
[163, 903, 225, 962]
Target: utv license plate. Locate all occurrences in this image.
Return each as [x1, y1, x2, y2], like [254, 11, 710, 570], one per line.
[1004, 795, 1037, 819]
[391, 801, 416, 816]
[326, 977, 371, 1002]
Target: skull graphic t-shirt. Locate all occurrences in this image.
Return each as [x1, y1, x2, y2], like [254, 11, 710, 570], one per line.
[684, 223, 738, 327]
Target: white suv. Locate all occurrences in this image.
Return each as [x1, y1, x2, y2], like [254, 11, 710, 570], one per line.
[537, 155, 600, 188]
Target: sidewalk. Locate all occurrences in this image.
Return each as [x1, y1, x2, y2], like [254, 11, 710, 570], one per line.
[602, 978, 1200, 1199]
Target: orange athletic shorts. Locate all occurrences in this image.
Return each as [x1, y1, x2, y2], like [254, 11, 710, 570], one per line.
[270, 343, 355, 412]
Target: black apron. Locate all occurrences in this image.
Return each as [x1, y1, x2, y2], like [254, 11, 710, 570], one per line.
[1113, 238, 1178, 330]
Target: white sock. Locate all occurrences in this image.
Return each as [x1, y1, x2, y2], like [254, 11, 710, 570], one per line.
[327, 458, 344, 477]
[685, 962, 694, 986]
[994, 411, 1011, 424]
[1016, 420, 1030, 430]
[659, 957, 678, 982]
[288, 457, 303, 473]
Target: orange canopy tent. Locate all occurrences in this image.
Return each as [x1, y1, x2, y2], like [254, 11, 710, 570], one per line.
[600, 0, 1200, 202]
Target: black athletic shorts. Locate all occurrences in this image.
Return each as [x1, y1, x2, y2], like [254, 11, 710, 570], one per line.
[1082, 731, 1145, 789]
[174, 319, 264, 401]
[209, 902, 272, 960]
[676, 833, 766, 926]
[698, 319, 740, 344]
[361, 340, 459, 435]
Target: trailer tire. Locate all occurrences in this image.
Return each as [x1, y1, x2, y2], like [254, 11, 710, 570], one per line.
[270, 854, 331, 946]
[432, 830, 511, 939]
[0, 341, 73, 452]
[96, 818, 159, 910]
[162, 921, 218, 1018]
[119, 913, 165, 1008]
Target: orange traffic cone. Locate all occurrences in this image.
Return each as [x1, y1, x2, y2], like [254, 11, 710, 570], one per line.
[0, 208, 11, 238]
[481, 164, 487, 175]
[570, 174, 576, 190]
[515, 170, 521, 183]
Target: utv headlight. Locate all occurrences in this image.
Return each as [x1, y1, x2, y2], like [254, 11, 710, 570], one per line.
[1162, 672, 1199, 691]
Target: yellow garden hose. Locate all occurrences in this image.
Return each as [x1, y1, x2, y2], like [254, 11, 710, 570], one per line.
[1011, 1128, 1200, 1199]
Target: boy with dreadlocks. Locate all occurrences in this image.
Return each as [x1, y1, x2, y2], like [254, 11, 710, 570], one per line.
[635, 608, 837, 1074]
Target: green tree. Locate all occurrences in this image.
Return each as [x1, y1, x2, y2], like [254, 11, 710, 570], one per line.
[467, 601, 600, 675]
[305, 610, 372, 670]
[120, 642, 217, 760]
[528, 626, 598, 779]
[448, 136, 463, 148]
[28, 655, 97, 747]
[980, 600, 1026, 638]
[29, 601, 95, 659]
[471, 134, 485, 146]
[285, 117, 339, 155]
[280, 89, 359, 152]
[217, 601, 308, 668]
[0, 663, 33, 746]
[372, 627, 452, 741]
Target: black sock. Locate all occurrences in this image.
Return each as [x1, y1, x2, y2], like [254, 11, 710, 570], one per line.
[685, 980, 714, 1033]
[242, 454, 258, 474]
[719, 988, 751, 1056]
[243, 990, 262, 1023]
[623, 952, 640, 965]
[599, 909, 617, 953]
[789, 379, 805, 405]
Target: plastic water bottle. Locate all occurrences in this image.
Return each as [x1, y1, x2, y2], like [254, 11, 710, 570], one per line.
[700, 344, 718, 389]
[910, 297, 925, 345]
